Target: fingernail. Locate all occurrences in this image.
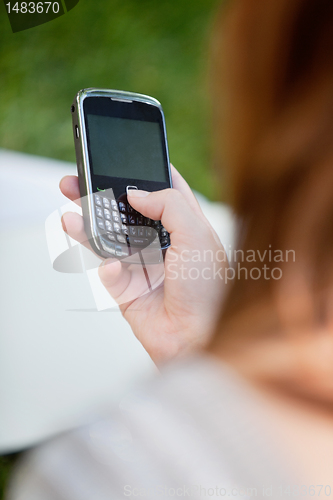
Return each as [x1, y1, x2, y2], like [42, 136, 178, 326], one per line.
[61, 216, 67, 233]
[127, 190, 150, 198]
[102, 258, 116, 267]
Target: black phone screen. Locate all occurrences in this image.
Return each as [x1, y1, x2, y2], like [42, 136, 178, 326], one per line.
[83, 97, 170, 191]
[86, 114, 167, 182]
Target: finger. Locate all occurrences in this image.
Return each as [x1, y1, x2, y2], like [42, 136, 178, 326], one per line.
[62, 212, 149, 307]
[98, 259, 131, 303]
[127, 188, 208, 247]
[170, 164, 206, 222]
[61, 212, 94, 252]
[59, 175, 81, 207]
[170, 164, 221, 244]
[98, 258, 154, 309]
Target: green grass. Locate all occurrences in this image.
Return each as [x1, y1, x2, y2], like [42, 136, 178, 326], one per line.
[0, 0, 222, 199]
[0, 454, 20, 499]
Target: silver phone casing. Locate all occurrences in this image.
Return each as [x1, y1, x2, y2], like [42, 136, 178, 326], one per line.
[71, 88, 172, 263]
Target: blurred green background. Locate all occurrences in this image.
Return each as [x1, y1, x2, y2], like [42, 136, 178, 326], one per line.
[0, 0, 222, 200]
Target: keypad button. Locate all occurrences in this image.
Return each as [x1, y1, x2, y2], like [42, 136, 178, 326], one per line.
[146, 227, 154, 237]
[115, 245, 123, 257]
[152, 220, 161, 228]
[161, 237, 170, 247]
[107, 233, 116, 241]
[150, 236, 160, 246]
[103, 198, 110, 208]
[101, 239, 115, 255]
[104, 208, 111, 219]
[137, 215, 144, 225]
[96, 207, 103, 218]
[97, 218, 105, 230]
[122, 225, 129, 235]
[138, 227, 145, 237]
[128, 215, 137, 225]
[160, 228, 168, 238]
[127, 204, 134, 213]
[112, 212, 120, 223]
[120, 214, 127, 224]
[145, 217, 152, 226]
[118, 202, 127, 213]
[105, 220, 112, 231]
[129, 226, 137, 236]
[117, 235, 127, 244]
[111, 200, 118, 210]
[113, 222, 121, 234]
[129, 237, 149, 246]
[95, 194, 102, 206]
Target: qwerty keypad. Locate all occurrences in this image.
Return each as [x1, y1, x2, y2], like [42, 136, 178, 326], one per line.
[94, 193, 170, 257]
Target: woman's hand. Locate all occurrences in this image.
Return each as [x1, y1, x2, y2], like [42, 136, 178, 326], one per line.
[60, 165, 227, 365]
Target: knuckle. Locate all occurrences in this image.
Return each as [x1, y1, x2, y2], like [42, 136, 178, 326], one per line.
[165, 188, 183, 203]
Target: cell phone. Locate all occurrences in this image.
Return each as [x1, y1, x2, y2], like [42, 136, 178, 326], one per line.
[71, 88, 172, 262]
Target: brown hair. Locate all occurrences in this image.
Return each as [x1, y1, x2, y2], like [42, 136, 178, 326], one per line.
[211, 0, 333, 343]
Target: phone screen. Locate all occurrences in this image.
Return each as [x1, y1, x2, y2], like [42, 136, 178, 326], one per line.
[86, 114, 167, 183]
[83, 96, 170, 194]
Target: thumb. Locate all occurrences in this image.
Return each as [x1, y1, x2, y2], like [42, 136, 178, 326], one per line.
[127, 188, 201, 244]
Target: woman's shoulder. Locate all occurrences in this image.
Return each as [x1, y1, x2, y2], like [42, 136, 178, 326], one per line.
[7, 355, 294, 500]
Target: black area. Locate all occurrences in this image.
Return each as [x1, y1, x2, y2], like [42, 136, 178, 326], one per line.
[86, 113, 168, 182]
[83, 96, 171, 191]
[83, 96, 162, 123]
[64, 0, 79, 11]
[4, 0, 65, 33]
